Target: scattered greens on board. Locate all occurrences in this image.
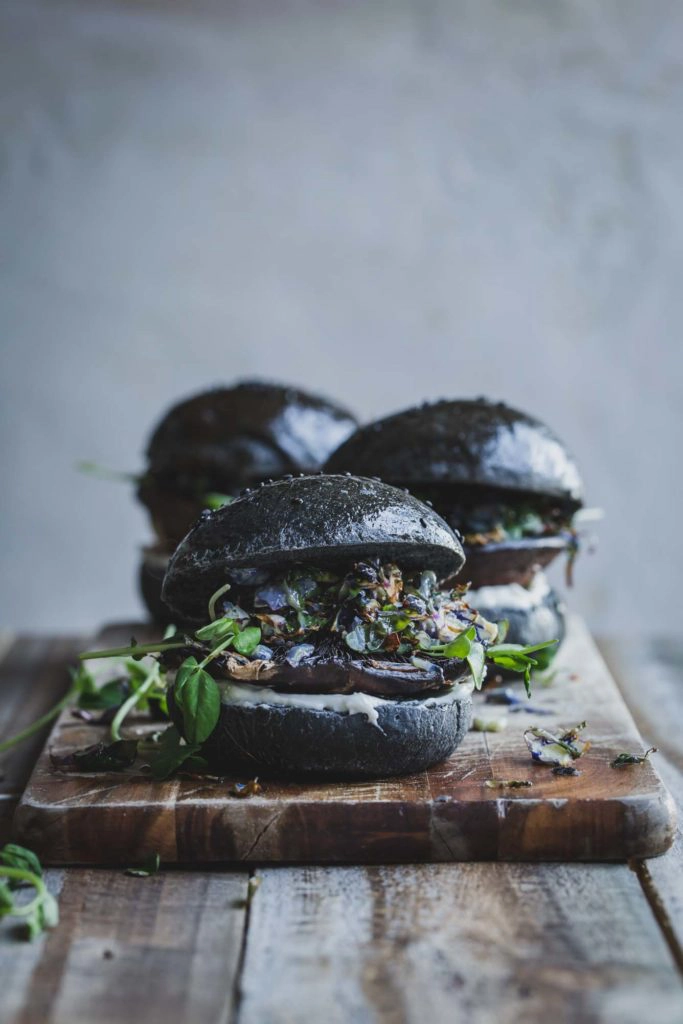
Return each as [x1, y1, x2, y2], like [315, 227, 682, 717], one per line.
[0, 844, 58, 941]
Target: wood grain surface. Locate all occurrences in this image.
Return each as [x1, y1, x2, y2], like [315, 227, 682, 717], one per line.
[600, 635, 683, 972]
[11, 618, 676, 864]
[238, 863, 682, 1024]
[0, 628, 682, 1023]
[0, 634, 85, 842]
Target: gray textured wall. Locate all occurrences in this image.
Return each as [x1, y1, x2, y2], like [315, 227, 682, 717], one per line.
[1, 0, 681, 632]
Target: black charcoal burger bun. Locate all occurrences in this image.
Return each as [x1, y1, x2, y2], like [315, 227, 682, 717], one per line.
[169, 688, 473, 779]
[325, 398, 583, 503]
[139, 381, 358, 546]
[161, 474, 466, 624]
[325, 399, 585, 588]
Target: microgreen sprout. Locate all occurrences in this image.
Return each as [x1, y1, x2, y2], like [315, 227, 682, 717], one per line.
[76, 461, 140, 484]
[208, 583, 232, 622]
[0, 667, 91, 754]
[0, 844, 58, 940]
[611, 748, 657, 768]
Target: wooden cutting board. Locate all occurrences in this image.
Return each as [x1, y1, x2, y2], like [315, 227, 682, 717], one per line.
[12, 617, 676, 864]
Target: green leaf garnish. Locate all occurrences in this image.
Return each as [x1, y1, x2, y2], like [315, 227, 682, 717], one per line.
[77, 676, 129, 711]
[0, 666, 94, 754]
[109, 660, 163, 741]
[233, 627, 262, 656]
[443, 627, 475, 659]
[486, 640, 559, 697]
[204, 493, 234, 510]
[0, 844, 42, 878]
[0, 844, 58, 940]
[195, 617, 238, 642]
[466, 641, 486, 689]
[611, 748, 657, 768]
[77, 461, 139, 483]
[174, 659, 221, 744]
[208, 583, 232, 622]
[79, 640, 186, 662]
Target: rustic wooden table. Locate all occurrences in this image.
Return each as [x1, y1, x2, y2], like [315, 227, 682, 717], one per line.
[0, 629, 682, 1024]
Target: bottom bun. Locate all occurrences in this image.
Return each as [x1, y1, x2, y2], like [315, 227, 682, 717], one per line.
[467, 572, 566, 660]
[173, 690, 473, 780]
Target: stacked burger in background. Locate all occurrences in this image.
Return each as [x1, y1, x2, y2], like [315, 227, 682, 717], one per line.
[133, 386, 590, 671]
[325, 399, 586, 667]
[135, 381, 358, 621]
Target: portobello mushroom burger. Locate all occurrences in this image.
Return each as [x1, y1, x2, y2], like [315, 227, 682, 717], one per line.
[325, 399, 591, 658]
[136, 381, 357, 621]
[154, 474, 551, 779]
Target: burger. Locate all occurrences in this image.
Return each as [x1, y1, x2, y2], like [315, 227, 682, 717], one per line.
[325, 399, 587, 657]
[136, 381, 357, 621]
[158, 474, 543, 779]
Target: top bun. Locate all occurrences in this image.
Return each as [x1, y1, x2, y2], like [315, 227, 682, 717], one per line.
[325, 399, 583, 504]
[138, 381, 358, 548]
[161, 474, 465, 623]
[145, 380, 358, 486]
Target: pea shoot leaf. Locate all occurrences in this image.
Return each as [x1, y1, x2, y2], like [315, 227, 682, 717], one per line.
[233, 627, 262, 656]
[0, 844, 42, 879]
[466, 641, 486, 689]
[194, 618, 238, 643]
[0, 843, 57, 940]
[173, 659, 221, 744]
[77, 677, 130, 711]
[443, 626, 476, 659]
[0, 883, 13, 913]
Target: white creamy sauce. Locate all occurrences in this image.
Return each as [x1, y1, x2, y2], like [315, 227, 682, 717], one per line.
[467, 572, 551, 612]
[217, 679, 475, 728]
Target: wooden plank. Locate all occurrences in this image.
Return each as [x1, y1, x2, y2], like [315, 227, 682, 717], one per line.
[0, 635, 86, 798]
[12, 618, 676, 863]
[0, 636, 71, 1006]
[599, 635, 683, 971]
[0, 629, 249, 1023]
[598, 635, 683, 773]
[237, 864, 683, 1024]
[0, 634, 86, 843]
[0, 869, 66, 1022]
[2, 869, 248, 1024]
